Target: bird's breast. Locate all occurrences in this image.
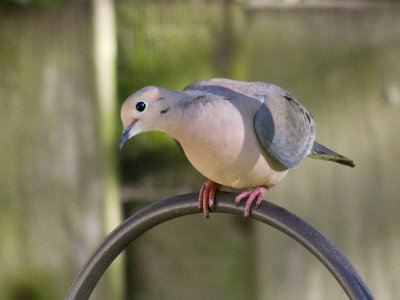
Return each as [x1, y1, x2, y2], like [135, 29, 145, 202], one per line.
[174, 100, 288, 189]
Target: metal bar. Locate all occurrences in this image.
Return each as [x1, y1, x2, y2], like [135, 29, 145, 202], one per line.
[65, 192, 373, 300]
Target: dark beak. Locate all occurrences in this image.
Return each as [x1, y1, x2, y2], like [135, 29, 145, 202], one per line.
[119, 120, 137, 149]
[119, 127, 131, 149]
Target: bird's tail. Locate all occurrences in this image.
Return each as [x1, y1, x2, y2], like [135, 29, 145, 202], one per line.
[307, 141, 355, 168]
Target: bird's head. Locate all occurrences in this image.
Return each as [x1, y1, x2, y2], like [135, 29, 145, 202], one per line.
[119, 86, 171, 148]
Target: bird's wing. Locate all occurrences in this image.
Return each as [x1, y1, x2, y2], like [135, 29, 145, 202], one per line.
[184, 79, 316, 168]
[254, 91, 316, 168]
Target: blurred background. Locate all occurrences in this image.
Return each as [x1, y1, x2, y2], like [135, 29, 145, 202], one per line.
[1, 0, 400, 299]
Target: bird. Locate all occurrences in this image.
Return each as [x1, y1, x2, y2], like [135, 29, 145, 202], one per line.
[119, 78, 354, 218]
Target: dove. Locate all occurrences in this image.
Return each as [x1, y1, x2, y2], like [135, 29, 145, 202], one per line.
[119, 78, 354, 218]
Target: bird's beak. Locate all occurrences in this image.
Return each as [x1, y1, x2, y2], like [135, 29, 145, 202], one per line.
[119, 119, 137, 149]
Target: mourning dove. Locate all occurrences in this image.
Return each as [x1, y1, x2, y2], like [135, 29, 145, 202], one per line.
[120, 78, 354, 218]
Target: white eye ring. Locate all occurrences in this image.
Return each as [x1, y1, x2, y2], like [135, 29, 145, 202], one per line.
[135, 100, 148, 113]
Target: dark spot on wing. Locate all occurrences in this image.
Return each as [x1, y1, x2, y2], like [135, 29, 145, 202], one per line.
[284, 95, 293, 101]
[305, 112, 311, 124]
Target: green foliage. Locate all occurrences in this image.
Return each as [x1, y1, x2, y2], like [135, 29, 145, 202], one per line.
[116, 1, 216, 102]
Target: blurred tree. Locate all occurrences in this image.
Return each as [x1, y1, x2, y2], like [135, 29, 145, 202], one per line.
[0, 1, 121, 299]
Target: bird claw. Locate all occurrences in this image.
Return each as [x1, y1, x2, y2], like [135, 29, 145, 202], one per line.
[198, 180, 219, 217]
[234, 187, 267, 218]
[255, 196, 263, 208]
[199, 183, 267, 218]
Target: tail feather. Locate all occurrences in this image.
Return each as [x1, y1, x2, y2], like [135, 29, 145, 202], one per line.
[307, 141, 355, 168]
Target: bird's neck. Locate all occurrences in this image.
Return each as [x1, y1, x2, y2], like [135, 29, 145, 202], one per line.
[151, 90, 191, 138]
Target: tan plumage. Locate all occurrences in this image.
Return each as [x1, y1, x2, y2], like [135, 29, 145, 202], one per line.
[120, 78, 354, 217]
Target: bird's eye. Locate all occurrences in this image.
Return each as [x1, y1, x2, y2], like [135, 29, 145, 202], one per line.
[135, 100, 147, 112]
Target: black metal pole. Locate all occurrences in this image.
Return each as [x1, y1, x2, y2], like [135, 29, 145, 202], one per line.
[65, 192, 373, 300]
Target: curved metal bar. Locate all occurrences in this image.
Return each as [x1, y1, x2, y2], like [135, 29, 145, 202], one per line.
[65, 192, 373, 300]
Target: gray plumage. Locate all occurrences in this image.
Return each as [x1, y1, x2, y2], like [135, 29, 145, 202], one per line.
[120, 78, 354, 216]
[183, 78, 352, 169]
[308, 141, 355, 168]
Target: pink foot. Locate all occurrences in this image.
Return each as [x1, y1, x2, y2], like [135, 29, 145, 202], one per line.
[198, 180, 219, 217]
[234, 187, 268, 218]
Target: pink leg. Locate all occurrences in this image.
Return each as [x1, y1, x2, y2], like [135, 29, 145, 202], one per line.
[198, 180, 219, 217]
[234, 187, 267, 218]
